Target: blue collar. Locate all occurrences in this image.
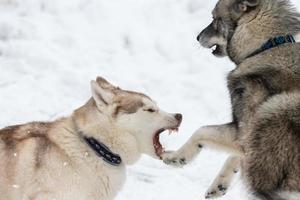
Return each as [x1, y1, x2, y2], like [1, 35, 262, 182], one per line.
[84, 137, 122, 166]
[247, 34, 296, 59]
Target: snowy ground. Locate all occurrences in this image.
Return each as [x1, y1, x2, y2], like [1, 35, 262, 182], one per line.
[0, 0, 299, 199]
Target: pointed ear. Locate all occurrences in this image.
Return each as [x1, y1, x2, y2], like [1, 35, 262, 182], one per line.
[236, 0, 259, 12]
[91, 80, 114, 109]
[96, 76, 118, 90]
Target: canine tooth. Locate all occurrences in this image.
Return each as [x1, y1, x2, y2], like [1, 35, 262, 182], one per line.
[12, 184, 19, 189]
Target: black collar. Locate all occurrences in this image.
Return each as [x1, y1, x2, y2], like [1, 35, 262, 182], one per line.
[247, 34, 296, 59]
[84, 137, 122, 166]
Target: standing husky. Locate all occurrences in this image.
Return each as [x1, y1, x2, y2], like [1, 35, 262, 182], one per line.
[163, 0, 300, 199]
[0, 76, 182, 200]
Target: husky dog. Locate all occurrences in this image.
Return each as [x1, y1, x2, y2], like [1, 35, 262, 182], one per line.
[0, 76, 182, 200]
[163, 0, 300, 199]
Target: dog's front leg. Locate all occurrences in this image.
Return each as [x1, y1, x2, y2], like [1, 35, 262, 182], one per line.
[205, 156, 240, 199]
[162, 123, 243, 167]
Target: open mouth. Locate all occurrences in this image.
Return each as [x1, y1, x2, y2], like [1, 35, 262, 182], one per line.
[212, 44, 222, 56]
[153, 127, 179, 158]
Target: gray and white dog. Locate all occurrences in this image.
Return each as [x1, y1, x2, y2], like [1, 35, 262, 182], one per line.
[163, 0, 300, 199]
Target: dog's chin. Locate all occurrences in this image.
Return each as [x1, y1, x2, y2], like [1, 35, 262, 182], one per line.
[212, 44, 227, 57]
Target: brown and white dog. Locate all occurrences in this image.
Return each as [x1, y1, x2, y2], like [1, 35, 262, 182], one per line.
[0, 77, 182, 200]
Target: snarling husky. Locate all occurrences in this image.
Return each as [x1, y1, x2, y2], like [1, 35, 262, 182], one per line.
[0, 77, 182, 200]
[163, 0, 300, 199]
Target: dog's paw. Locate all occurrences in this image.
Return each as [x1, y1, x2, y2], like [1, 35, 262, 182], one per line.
[205, 184, 227, 199]
[161, 151, 187, 167]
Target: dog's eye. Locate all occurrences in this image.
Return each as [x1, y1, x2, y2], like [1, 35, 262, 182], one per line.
[145, 108, 156, 113]
[233, 87, 245, 96]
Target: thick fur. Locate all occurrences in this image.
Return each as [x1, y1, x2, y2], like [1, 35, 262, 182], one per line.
[163, 0, 300, 199]
[0, 77, 182, 200]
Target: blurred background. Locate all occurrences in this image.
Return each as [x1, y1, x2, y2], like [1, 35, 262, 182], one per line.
[0, 0, 299, 199]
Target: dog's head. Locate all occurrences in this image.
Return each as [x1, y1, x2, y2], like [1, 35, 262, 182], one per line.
[90, 77, 182, 159]
[197, 0, 260, 57]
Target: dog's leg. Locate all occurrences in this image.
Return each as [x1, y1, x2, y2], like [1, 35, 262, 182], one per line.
[205, 156, 240, 199]
[162, 123, 243, 167]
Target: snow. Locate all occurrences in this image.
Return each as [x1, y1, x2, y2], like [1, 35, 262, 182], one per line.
[0, 0, 299, 199]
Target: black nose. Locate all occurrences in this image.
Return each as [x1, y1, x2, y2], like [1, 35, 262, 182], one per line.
[174, 113, 183, 123]
[197, 34, 201, 42]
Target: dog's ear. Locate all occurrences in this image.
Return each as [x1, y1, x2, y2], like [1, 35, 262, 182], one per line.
[235, 0, 259, 12]
[96, 76, 117, 90]
[91, 79, 115, 109]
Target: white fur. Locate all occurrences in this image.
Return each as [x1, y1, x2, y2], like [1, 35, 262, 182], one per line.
[163, 125, 243, 167]
[295, 33, 300, 43]
[0, 77, 181, 200]
[162, 124, 242, 198]
[278, 191, 300, 200]
[205, 156, 240, 198]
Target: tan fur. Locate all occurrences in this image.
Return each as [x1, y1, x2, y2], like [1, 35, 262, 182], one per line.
[0, 76, 182, 200]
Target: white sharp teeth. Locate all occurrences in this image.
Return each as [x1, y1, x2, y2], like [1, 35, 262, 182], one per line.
[169, 129, 178, 134]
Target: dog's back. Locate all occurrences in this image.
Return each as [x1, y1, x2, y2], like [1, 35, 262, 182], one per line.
[0, 122, 54, 199]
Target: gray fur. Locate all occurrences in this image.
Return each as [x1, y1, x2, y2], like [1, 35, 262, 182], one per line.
[174, 0, 300, 199]
[198, 0, 300, 64]
[163, 1, 300, 198]
[204, 0, 300, 198]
